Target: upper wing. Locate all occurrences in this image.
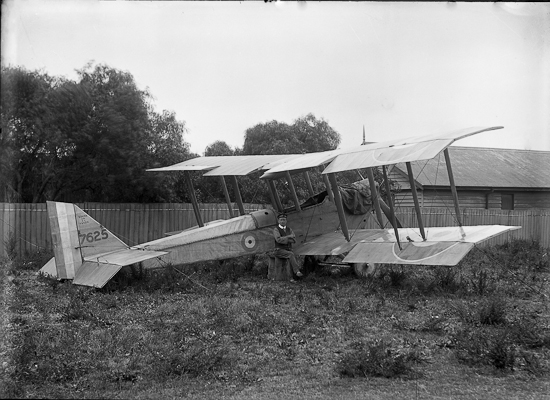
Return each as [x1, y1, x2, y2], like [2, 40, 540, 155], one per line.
[295, 224, 520, 266]
[148, 127, 503, 179]
[322, 126, 503, 174]
[260, 149, 342, 180]
[147, 154, 300, 176]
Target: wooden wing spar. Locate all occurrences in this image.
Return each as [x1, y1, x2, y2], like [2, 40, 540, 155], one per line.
[40, 126, 521, 287]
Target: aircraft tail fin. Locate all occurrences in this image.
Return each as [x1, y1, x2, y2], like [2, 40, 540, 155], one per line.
[40, 201, 168, 288]
[40, 201, 127, 280]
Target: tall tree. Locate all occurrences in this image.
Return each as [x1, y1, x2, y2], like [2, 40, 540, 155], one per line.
[239, 114, 342, 206]
[193, 141, 237, 203]
[293, 113, 341, 153]
[140, 110, 195, 202]
[242, 113, 340, 155]
[1, 63, 193, 203]
[204, 140, 235, 157]
[0, 66, 69, 202]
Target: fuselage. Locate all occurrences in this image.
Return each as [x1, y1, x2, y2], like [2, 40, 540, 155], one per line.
[137, 195, 369, 268]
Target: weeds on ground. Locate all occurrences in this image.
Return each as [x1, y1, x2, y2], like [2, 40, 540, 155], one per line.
[451, 297, 549, 375]
[3, 239, 549, 399]
[5, 248, 53, 275]
[338, 339, 426, 379]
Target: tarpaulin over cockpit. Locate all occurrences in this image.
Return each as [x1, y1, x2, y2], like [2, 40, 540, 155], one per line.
[284, 182, 372, 216]
[339, 180, 373, 215]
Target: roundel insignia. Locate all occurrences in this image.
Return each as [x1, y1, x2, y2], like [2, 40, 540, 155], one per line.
[241, 233, 258, 251]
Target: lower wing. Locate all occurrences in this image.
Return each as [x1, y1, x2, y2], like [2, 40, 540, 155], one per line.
[295, 225, 521, 266]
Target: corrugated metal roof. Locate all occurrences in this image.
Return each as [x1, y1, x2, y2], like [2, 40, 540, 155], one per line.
[398, 147, 550, 189]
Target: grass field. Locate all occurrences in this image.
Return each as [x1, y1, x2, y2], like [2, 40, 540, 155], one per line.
[1, 240, 549, 399]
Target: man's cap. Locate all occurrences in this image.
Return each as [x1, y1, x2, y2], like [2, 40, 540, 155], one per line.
[277, 213, 287, 219]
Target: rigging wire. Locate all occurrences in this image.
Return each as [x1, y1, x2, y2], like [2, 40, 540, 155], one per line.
[157, 257, 212, 292]
[389, 159, 432, 237]
[417, 153, 463, 228]
[0, 216, 49, 252]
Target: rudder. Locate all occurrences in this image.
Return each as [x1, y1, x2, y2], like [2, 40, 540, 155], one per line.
[43, 201, 127, 280]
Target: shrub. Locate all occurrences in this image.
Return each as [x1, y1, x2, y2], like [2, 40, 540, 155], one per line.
[477, 297, 508, 326]
[63, 285, 94, 322]
[487, 333, 517, 370]
[338, 340, 424, 379]
[431, 267, 464, 294]
[494, 239, 549, 273]
[453, 327, 548, 374]
[508, 314, 550, 349]
[454, 327, 515, 370]
[378, 267, 408, 290]
[10, 248, 53, 272]
[469, 269, 495, 296]
[520, 351, 546, 377]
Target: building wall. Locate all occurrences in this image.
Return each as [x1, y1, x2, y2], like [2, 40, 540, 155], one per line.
[508, 191, 550, 209]
[395, 189, 550, 210]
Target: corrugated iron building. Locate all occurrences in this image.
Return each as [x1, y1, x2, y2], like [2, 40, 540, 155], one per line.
[390, 147, 550, 210]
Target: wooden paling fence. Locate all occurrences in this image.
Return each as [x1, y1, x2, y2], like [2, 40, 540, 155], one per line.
[0, 203, 265, 258]
[1, 203, 549, 258]
[362, 207, 550, 248]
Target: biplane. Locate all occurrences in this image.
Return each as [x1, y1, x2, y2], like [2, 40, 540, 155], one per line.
[40, 126, 521, 287]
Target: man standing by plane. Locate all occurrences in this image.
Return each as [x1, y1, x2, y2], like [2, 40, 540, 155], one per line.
[273, 213, 303, 278]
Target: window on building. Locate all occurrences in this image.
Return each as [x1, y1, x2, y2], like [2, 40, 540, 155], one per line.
[501, 193, 514, 210]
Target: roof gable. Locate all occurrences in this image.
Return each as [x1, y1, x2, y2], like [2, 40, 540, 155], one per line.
[396, 147, 550, 189]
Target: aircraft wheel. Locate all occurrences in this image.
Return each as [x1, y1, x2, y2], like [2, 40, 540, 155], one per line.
[353, 262, 378, 278]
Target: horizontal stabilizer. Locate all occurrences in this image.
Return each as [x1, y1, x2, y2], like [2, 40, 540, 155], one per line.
[73, 261, 123, 288]
[39, 257, 58, 278]
[83, 248, 168, 266]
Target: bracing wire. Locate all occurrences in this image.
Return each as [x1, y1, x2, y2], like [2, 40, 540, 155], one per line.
[0, 216, 50, 252]
[157, 257, 212, 292]
[417, 153, 463, 228]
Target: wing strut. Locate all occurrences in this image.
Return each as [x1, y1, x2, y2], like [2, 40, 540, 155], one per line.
[267, 179, 283, 212]
[219, 176, 235, 218]
[443, 149, 462, 227]
[285, 171, 302, 213]
[184, 170, 204, 227]
[382, 165, 401, 250]
[230, 176, 246, 216]
[322, 174, 335, 203]
[303, 171, 315, 198]
[405, 162, 426, 240]
[328, 173, 350, 241]
[366, 167, 385, 228]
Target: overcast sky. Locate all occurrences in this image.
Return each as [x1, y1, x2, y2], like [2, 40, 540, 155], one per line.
[2, 1, 549, 155]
